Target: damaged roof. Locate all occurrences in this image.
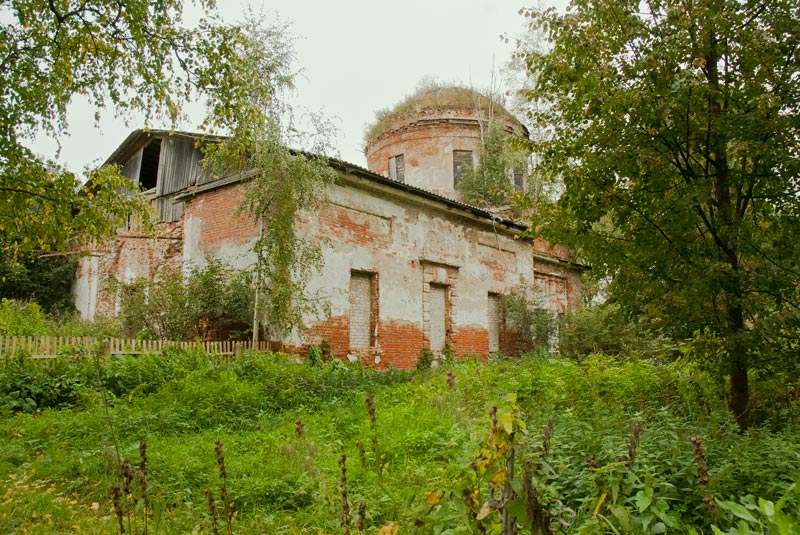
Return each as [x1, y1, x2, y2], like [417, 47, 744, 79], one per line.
[105, 129, 581, 266]
[111, 129, 529, 231]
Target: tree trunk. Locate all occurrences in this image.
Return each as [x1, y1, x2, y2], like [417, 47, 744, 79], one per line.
[727, 303, 750, 429]
[729, 357, 749, 430]
[704, 32, 750, 430]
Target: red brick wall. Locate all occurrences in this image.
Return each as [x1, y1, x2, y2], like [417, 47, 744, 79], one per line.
[452, 325, 489, 358]
[376, 320, 425, 369]
[319, 204, 390, 249]
[308, 315, 350, 357]
[307, 315, 424, 369]
[185, 184, 258, 253]
[92, 221, 183, 318]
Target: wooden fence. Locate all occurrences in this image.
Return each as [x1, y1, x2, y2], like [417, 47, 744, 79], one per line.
[0, 336, 271, 359]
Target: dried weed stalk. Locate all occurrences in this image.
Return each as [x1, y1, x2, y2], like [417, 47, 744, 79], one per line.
[691, 435, 718, 520]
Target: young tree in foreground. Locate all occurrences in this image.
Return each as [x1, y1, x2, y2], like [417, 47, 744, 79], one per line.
[1, 0, 276, 253]
[521, 0, 800, 428]
[200, 17, 338, 342]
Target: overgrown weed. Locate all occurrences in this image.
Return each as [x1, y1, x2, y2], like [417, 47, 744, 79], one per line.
[0, 351, 797, 534]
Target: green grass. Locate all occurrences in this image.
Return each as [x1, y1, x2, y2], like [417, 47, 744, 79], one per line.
[1, 351, 798, 534]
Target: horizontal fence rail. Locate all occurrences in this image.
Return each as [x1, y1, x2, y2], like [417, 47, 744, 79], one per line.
[0, 336, 271, 359]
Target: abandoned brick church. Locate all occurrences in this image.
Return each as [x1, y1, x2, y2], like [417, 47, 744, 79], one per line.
[73, 87, 584, 368]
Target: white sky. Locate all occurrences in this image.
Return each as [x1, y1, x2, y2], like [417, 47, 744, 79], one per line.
[32, 0, 566, 174]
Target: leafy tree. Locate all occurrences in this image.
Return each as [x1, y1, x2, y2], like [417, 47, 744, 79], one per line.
[558, 303, 670, 362]
[0, 0, 283, 253]
[521, 0, 800, 427]
[502, 281, 559, 356]
[0, 245, 77, 314]
[3, 2, 331, 340]
[116, 259, 254, 340]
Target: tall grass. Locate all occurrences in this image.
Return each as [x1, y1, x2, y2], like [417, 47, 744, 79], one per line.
[0, 350, 797, 534]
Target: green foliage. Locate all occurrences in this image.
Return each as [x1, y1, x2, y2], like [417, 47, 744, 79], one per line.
[0, 352, 797, 533]
[417, 350, 435, 370]
[0, 299, 50, 336]
[0, 153, 155, 257]
[115, 259, 254, 340]
[559, 304, 671, 361]
[712, 485, 800, 535]
[0, 298, 115, 337]
[0, 246, 77, 313]
[457, 122, 528, 209]
[114, 268, 185, 339]
[240, 143, 337, 340]
[519, 0, 800, 427]
[502, 282, 559, 355]
[0, 355, 92, 414]
[100, 347, 212, 399]
[185, 259, 254, 340]
[424, 394, 527, 534]
[2, 1, 300, 253]
[306, 344, 324, 367]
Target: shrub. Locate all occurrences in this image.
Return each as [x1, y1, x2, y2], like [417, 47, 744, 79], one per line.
[0, 354, 93, 413]
[0, 298, 50, 335]
[101, 347, 213, 398]
[0, 298, 117, 338]
[115, 258, 254, 340]
[559, 303, 670, 361]
[417, 350, 434, 370]
[502, 282, 559, 355]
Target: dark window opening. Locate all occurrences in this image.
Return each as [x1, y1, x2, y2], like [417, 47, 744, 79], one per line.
[453, 150, 473, 187]
[389, 154, 405, 182]
[138, 139, 162, 191]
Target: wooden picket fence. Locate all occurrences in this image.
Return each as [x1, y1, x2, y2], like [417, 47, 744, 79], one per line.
[0, 335, 271, 359]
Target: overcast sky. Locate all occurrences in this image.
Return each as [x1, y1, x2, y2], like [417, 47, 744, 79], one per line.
[32, 0, 566, 173]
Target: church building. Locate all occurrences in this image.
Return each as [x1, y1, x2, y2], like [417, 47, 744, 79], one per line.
[73, 87, 583, 367]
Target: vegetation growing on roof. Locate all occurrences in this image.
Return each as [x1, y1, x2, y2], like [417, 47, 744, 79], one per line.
[363, 81, 521, 149]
